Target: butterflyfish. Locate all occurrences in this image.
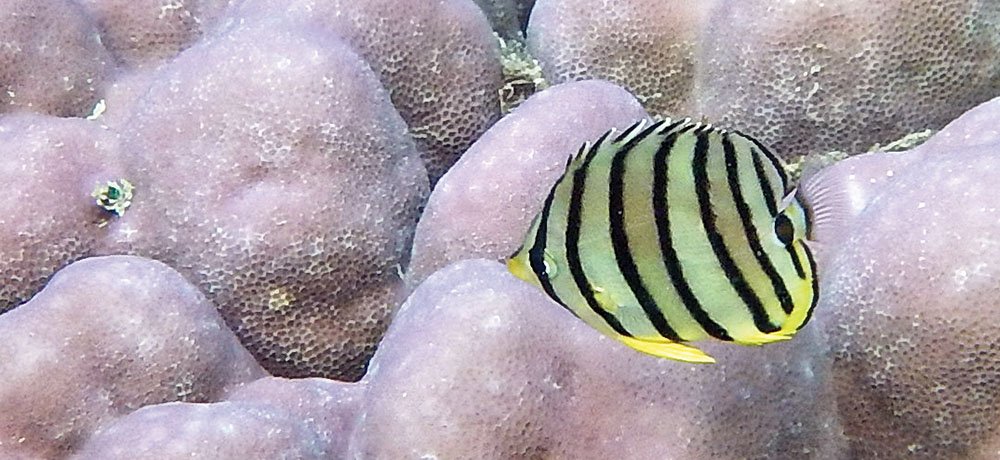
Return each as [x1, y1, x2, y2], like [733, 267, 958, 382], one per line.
[507, 118, 818, 364]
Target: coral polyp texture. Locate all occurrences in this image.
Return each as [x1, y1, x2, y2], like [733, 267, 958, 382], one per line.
[74, 378, 361, 459]
[0, 115, 122, 312]
[0, 0, 112, 116]
[353, 259, 844, 459]
[528, 0, 1000, 160]
[74, 0, 235, 68]
[5, 0, 1000, 457]
[235, 0, 503, 185]
[0, 256, 264, 459]
[810, 96, 1000, 458]
[1, 2, 440, 381]
[527, 0, 715, 116]
[104, 21, 429, 380]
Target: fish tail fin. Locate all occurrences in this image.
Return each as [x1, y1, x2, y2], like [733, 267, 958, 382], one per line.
[617, 336, 716, 364]
[733, 331, 794, 346]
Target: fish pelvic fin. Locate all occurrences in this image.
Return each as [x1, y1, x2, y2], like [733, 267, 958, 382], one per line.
[733, 331, 794, 346]
[617, 336, 716, 364]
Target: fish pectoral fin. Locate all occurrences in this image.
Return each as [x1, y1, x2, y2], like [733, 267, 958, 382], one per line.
[734, 331, 794, 346]
[590, 287, 619, 314]
[617, 336, 716, 364]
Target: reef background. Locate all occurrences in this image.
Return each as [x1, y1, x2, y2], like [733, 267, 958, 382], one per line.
[2, 0, 1000, 458]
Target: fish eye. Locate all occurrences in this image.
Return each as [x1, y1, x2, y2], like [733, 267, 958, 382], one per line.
[775, 213, 794, 246]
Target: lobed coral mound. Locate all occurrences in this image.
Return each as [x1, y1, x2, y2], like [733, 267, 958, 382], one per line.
[0, 256, 264, 458]
[3, 0, 1000, 458]
[104, 19, 430, 380]
[528, 0, 1000, 160]
[804, 97, 1000, 458]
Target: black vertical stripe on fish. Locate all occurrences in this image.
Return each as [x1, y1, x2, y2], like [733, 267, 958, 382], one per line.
[693, 130, 774, 336]
[797, 243, 820, 330]
[796, 188, 817, 241]
[743, 142, 806, 279]
[746, 142, 808, 280]
[723, 134, 795, 318]
[750, 145, 780, 217]
[740, 131, 790, 195]
[652, 124, 733, 341]
[607, 123, 683, 342]
[528, 177, 566, 308]
[564, 132, 634, 337]
[785, 242, 808, 280]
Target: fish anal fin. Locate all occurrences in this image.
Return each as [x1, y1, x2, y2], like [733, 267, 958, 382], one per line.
[733, 331, 794, 347]
[618, 336, 716, 364]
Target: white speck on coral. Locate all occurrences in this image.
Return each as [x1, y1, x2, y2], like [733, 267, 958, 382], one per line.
[482, 315, 503, 330]
[118, 224, 138, 242]
[801, 361, 815, 379]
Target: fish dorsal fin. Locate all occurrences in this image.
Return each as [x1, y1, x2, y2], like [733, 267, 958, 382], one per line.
[564, 118, 696, 175]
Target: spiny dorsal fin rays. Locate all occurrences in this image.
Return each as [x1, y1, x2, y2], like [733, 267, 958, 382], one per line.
[564, 143, 585, 172]
[611, 118, 654, 143]
[564, 126, 618, 174]
[563, 118, 680, 177]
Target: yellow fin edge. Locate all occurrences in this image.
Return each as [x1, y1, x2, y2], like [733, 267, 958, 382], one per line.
[617, 336, 716, 364]
[506, 257, 533, 284]
[733, 331, 794, 346]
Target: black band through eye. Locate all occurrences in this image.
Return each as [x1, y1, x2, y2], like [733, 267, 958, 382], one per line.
[775, 213, 794, 246]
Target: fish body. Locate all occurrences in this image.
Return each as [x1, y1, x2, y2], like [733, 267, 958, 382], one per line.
[507, 119, 817, 363]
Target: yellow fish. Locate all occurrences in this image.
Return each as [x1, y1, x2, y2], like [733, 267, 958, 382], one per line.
[507, 119, 817, 363]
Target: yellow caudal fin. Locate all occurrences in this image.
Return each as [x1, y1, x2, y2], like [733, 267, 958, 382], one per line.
[733, 331, 794, 347]
[618, 336, 716, 364]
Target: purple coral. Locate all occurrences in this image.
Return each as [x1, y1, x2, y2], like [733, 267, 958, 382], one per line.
[0, 0, 112, 116]
[0, 114, 123, 312]
[528, 0, 1000, 159]
[104, 19, 428, 380]
[235, 0, 503, 185]
[354, 259, 844, 458]
[75, 0, 234, 68]
[0, 256, 264, 458]
[810, 96, 1000, 458]
[528, 0, 715, 116]
[74, 378, 361, 459]
[4, 0, 1000, 457]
